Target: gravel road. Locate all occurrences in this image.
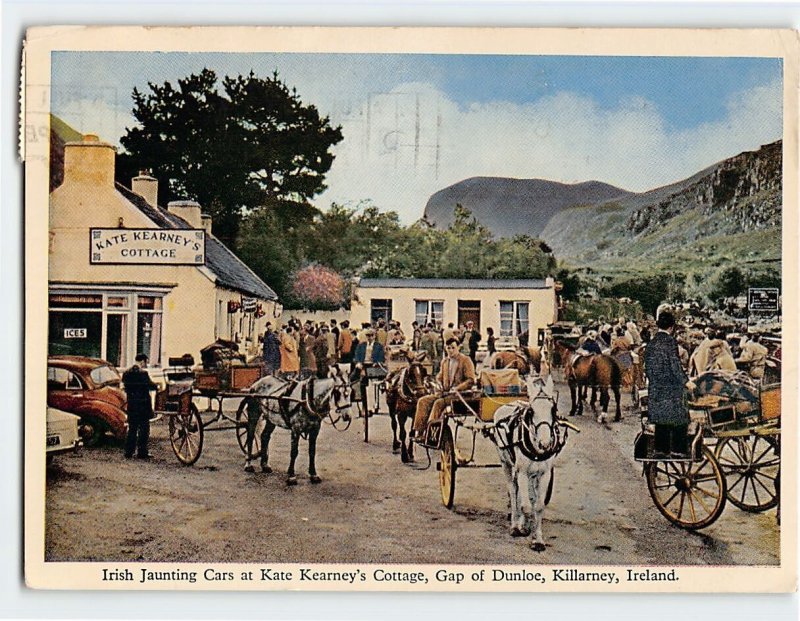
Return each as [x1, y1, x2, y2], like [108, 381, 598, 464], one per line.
[45, 382, 779, 566]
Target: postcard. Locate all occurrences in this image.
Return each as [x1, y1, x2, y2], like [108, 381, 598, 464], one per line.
[22, 26, 797, 592]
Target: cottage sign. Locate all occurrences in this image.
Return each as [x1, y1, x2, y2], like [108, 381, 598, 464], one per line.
[90, 228, 206, 265]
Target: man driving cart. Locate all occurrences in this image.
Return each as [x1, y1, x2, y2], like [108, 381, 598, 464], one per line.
[412, 337, 476, 444]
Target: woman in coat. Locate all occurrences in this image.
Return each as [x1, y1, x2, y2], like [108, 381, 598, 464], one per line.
[279, 326, 300, 377]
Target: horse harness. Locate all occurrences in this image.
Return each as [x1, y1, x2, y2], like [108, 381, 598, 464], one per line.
[493, 388, 568, 463]
[263, 376, 349, 436]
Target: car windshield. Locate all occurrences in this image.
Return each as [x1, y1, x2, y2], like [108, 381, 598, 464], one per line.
[90, 365, 121, 387]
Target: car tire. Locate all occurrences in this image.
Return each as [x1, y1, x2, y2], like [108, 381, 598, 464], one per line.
[79, 417, 106, 447]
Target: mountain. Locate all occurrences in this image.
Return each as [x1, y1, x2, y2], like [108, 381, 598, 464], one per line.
[540, 140, 782, 278]
[423, 177, 632, 237]
[422, 142, 781, 283]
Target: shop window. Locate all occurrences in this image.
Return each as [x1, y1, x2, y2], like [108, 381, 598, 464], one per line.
[106, 314, 128, 367]
[49, 294, 102, 309]
[48, 311, 102, 358]
[136, 311, 162, 366]
[49, 290, 164, 367]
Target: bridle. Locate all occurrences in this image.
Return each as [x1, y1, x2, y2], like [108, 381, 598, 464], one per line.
[398, 364, 427, 401]
[494, 383, 569, 463]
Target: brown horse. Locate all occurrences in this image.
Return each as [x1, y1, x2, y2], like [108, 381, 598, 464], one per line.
[489, 346, 542, 375]
[566, 354, 623, 423]
[550, 337, 578, 378]
[384, 353, 428, 463]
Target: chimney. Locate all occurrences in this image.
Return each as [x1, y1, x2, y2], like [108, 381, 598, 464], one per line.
[167, 200, 202, 229]
[63, 134, 116, 187]
[131, 170, 158, 207]
[200, 214, 213, 235]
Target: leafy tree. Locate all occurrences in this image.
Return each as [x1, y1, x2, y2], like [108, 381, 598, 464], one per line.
[711, 266, 747, 299]
[118, 69, 343, 247]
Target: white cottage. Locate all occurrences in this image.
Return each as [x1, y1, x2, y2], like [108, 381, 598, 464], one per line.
[350, 278, 558, 347]
[48, 133, 279, 369]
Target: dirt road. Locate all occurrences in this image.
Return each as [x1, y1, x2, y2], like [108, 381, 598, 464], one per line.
[45, 382, 779, 566]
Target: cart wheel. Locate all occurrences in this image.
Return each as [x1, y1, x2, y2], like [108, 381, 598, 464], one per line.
[544, 467, 555, 506]
[168, 404, 203, 466]
[236, 398, 264, 458]
[715, 435, 780, 513]
[439, 426, 456, 509]
[645, 447, 727, 530]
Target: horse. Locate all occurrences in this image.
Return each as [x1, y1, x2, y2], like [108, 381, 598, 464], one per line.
[493, 374, 573, 551]
[566, 354, 622, 423]
[242, 364, 354, 485]
[488, 346, 543, 376]
[383, 352, 428, 463]
[549, 337, 578, 378]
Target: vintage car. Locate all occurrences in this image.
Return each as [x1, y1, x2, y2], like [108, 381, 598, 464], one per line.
[46, 406, 81, 464]
[47, 356, 128, 446]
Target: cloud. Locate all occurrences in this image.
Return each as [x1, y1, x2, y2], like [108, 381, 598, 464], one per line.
[53, 76, 782, 225]
[315, 78, 783, 223]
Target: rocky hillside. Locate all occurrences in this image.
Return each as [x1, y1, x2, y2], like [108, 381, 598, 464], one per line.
[423, 177, 632, 237]
[539, 140, 782, 276]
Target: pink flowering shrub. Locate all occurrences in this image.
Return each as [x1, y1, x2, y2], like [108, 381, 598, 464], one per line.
[289, 264, 346, 310]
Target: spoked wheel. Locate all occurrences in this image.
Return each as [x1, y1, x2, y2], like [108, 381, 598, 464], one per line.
[645, 447, 727, 530]
[236, 398, 264, 458]
[715, 435, 780, 512]
[439, 426, 456, 509]
[168, 404, 203, 466]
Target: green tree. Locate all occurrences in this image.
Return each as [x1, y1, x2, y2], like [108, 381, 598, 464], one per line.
[712, 266, 747, 299]
[118, 69, 343, 247]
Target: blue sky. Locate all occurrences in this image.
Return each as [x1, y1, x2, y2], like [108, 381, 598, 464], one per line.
[52, 52, 783, 222]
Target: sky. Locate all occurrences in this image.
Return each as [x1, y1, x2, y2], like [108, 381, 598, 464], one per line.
[51, 52, 783, 223]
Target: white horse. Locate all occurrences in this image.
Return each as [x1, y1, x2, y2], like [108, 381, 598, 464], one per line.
[493, 374, 573, 551]
[242, 365, 354, 485]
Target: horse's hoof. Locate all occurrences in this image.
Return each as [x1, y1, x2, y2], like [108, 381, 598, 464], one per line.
[286, 476, 298, 486]
[530, 542, 546, 552]
[244, 464, 255, 473]
[392, 441, 401, 452]
[511, 527, 530, 538]
[401, 453, 409, 463]
[614, 416, 622, 422]
[309, 475, 322, 484]
[261, 465, 272, 474]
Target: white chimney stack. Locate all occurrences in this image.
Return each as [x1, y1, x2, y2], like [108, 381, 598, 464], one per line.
[131, 170, 158, 207]
[63, 134, 116, 187]
[201, 214, 213, 235]
[167, 200, 203, 229]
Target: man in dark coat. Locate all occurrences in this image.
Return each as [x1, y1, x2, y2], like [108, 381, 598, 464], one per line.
[262, 323, 281, 375]
[644, 311, 694, 456]
[123, 353, 158, 459]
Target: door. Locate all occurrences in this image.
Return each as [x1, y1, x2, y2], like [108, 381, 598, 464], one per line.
[457, 300, 481, 331]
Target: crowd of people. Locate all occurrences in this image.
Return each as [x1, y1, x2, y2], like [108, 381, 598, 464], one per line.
[259, 316, 490, 380]
[569, 312, 777, 382]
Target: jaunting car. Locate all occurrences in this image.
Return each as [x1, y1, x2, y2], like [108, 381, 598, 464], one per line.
[47, 356, 128, 446]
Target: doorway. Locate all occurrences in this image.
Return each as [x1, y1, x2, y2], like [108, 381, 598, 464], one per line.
[457, 300, 481, 331]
